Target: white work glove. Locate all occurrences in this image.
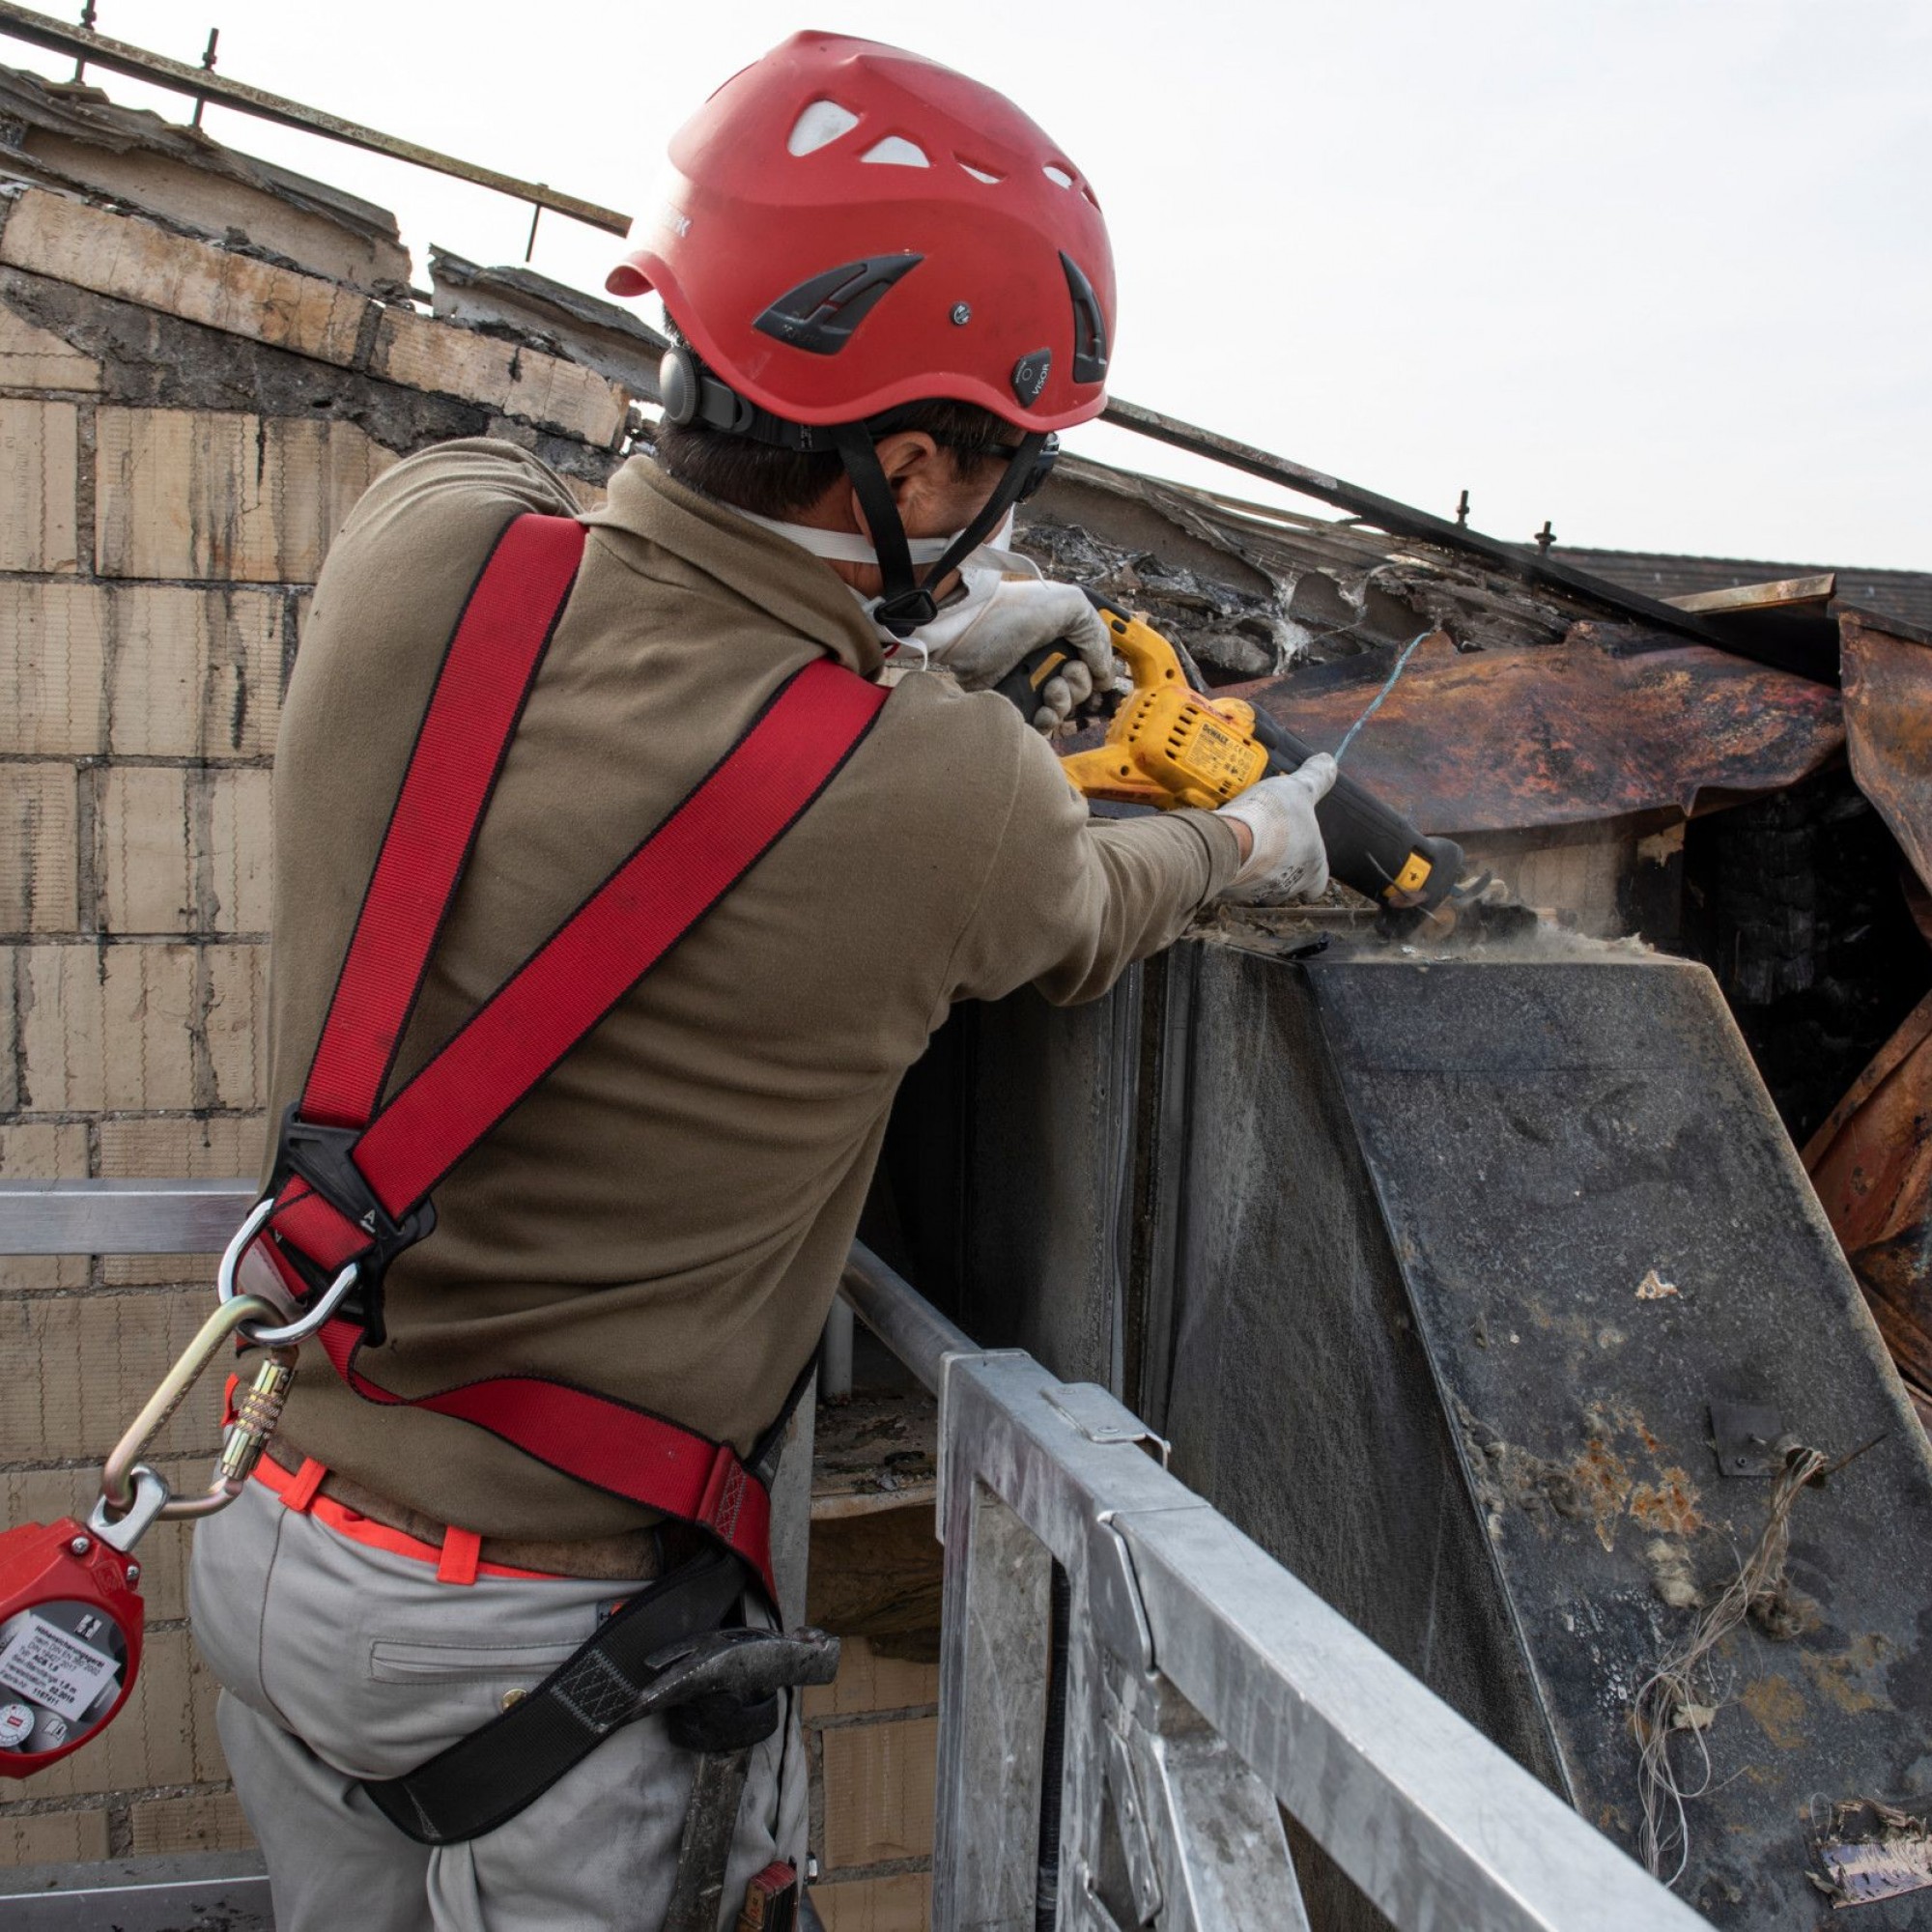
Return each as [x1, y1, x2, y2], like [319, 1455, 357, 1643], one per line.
[1215, 755, 1338, 904]
[918, 552, 1117, 733]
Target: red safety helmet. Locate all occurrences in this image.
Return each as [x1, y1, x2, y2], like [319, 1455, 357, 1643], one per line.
[608, 31, 1116, 434]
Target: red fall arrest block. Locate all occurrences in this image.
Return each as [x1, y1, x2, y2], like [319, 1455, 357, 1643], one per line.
[0, 1246, 303, 1777]
[0, 1520, 143, 1776]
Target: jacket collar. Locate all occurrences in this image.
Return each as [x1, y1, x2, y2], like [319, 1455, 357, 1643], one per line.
[585, 457, 885, 678]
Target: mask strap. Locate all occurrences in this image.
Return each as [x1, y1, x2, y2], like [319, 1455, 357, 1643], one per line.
[732, 507, 963, 567]
[837, 429, 1052, 639]
[908, 434, 1049, 608]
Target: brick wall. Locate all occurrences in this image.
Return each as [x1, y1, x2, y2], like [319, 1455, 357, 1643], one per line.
[806, 1635, 940, 1930]
[0, 178, 626, 1861]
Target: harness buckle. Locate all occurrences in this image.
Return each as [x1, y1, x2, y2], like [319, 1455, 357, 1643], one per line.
[269, 1103, 437, 1345]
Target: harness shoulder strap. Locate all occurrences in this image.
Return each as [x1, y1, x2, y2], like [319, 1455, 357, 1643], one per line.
[303, 512, 589, 1130]
[251, 512, 888, 1604]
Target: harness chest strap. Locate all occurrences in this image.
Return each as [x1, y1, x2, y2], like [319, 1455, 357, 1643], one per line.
[247, 512, 890, 1604]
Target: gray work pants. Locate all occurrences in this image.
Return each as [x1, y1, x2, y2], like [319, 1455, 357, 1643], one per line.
[189, 1480, 804, 1932]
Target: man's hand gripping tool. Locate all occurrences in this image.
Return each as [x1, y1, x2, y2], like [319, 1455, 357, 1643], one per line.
[1006, 598, 1467, 930]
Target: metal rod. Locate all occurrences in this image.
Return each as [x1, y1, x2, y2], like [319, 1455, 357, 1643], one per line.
[0, 1195, 981, 1404]
[0, 0, 631, 237]
[0, 1851, 271, 1929]
[1100, 396, 1759, 660]
[820, 1294, 854, 1401]
[0, 1177, 256, 1253]
[0, 1184, 986, 1403]
[189, 23, 214, 127]
[841, 1240, 977, 1394]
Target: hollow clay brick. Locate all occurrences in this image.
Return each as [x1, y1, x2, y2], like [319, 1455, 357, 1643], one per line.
[98, 765, 192, 935]
[0, 1806, 111, 1866]
[17, 941, 198, 1112]
[819, 1716, 938, 1869]
[128, 1788, 255, 1857]
[813, 1874, 932, 1931]
[371, 306, 626, 446]
[0, 396, 77, 573]
[95, 408, 390, 584]
[0, 189, 367, 368]
[0, 582, 107, 756]
[0, 299, 100, 392]
[0, 762, 78, 932]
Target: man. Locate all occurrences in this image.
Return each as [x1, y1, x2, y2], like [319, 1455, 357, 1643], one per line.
[189, 31, 1333, 1932]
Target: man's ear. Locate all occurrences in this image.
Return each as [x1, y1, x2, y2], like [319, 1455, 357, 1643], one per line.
[873, 431, 943, 511]
[844, 431, 949, 543]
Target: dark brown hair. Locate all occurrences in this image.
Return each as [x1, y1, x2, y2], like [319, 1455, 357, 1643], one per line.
[651, 329, 1014, 518]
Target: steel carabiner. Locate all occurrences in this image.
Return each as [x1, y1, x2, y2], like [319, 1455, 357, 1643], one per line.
[92, 1292, 297, 1552]
[90, 1200, 362, 1552]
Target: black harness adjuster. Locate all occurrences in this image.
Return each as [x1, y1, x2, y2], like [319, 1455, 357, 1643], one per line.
[269, 1103, 436, 1344]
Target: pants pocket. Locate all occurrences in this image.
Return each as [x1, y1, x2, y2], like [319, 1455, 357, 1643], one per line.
[367, 1637, 585, 1685]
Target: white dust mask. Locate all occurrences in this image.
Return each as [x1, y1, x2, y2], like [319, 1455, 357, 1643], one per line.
[734, 508, 966, 569]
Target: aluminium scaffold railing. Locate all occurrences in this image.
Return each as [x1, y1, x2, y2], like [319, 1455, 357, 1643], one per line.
[0, 1180, 1702, 1930]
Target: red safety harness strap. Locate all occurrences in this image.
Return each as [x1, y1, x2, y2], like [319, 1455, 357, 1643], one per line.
[251, 511, 886, 1605]
[301, 513, 587, 1132]
[269, 654, 887, 1268]
[314, 1320, 775, 1596]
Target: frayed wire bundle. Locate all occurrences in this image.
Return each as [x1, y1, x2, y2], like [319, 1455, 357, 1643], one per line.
[1632, 1442, 1830, 1885]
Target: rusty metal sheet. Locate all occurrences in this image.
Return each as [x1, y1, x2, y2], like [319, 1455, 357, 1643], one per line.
[1216, 629, 1844, 837]
[1804, 991, 1932, 1405]
[1787, 619, 1932, 1418]
[1842, 613, 1932, 895]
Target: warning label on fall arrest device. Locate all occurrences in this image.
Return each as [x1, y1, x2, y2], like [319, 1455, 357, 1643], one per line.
[0, 1611, 119, 1723]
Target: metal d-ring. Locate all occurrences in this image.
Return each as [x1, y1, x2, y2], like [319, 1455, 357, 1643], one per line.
[215, 1196, 362, 1346]
[235, 1263, 360, 1347]
[213, 1196, 275, 1304]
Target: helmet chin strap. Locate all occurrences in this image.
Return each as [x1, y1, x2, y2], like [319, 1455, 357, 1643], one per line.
[832, 426, 1050, 638]
[656, 343, 1048, 636]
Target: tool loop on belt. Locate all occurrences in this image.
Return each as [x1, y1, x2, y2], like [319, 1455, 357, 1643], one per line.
[360, 1540, 840, 1845]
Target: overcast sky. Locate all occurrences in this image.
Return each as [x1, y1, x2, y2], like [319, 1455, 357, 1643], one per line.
[14, 1, 1927, 569]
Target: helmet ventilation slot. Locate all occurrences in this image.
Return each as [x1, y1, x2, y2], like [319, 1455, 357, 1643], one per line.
[860, 136, 931, 167]
[787, 99, 860, 156]
[753, 254, 925, 355]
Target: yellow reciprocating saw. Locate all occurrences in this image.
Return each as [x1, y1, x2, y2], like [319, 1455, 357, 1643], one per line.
[996, 598, 1464, 921]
